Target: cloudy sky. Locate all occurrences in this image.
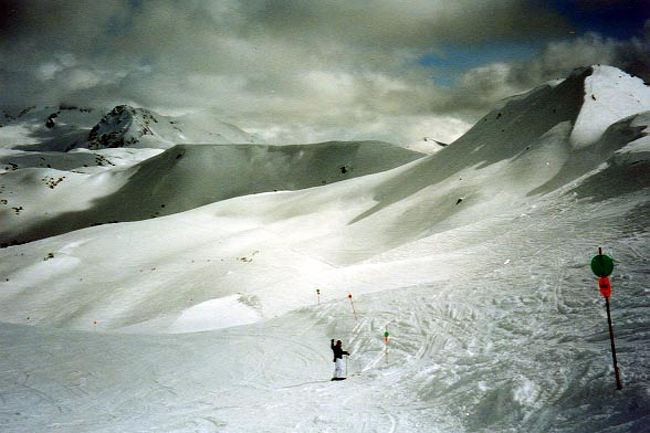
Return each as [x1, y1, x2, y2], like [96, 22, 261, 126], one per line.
[1, 0, 648, 145]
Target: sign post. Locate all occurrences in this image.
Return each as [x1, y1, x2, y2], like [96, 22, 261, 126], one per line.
[591, 247, 622, 390]
[316, 289, 320, 305]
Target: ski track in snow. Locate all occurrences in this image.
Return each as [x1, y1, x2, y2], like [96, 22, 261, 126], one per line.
[1, 66, 650, 432]
[2, 191, 648, 433]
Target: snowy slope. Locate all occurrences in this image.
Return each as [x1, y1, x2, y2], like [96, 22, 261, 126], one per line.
[0, 65, 649, 433]
[0, 141, 425, 246]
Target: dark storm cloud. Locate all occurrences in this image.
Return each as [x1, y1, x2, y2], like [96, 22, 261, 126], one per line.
[236, 0, 571, 47]
[0, 1, 644, 144]
[0, 0, 22, 39]
[0, 1, 570, 96]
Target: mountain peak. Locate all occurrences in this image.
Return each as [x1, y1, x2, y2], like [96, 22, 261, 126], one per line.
[81, 105, 260, 150]
[452, 65, 649, 154]
[86, 105, 159, 149]
[570, 64, 650, 148]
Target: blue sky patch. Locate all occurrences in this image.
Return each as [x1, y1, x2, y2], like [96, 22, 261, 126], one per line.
[419, 41, 543, 86]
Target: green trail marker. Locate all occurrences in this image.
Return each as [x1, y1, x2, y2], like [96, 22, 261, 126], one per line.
[591, 247, 622, 390]
[591, 248, 614, 277]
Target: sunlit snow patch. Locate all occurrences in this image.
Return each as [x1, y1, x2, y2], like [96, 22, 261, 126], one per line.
[570, 65, 650, 148]
[169, 294, 261, 333]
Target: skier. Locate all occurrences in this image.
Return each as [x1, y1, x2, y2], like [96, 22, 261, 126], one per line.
[330, 339, 350, 381]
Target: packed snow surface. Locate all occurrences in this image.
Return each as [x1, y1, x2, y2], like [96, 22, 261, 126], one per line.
[0, 66, 649, 432]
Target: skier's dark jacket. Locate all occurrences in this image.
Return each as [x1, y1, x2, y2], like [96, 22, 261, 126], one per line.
[331, 339, 350, 362]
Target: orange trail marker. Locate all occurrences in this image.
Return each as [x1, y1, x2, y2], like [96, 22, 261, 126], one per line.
[347, 292, 358, 321]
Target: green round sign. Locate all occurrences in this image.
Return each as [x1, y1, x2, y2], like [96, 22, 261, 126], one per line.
[591, 254, 614, 277]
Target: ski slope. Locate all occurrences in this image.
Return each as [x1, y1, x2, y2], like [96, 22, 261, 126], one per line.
[0, 65, 649, 432]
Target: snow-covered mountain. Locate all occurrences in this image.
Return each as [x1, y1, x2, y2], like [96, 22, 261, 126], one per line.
[0, 103, 260, 152]
[84, 105, 259, 150]
[0, 65, 648, 432]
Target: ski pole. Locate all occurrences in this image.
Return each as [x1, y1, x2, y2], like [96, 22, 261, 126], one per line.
[345, 355, 348, 377]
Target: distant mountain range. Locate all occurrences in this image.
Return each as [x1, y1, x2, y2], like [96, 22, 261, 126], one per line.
[0, 104, 261, 151]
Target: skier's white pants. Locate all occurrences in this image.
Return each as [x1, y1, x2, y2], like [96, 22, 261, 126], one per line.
[333, 358, 345, 378]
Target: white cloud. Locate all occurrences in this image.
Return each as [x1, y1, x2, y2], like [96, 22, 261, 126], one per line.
[301, 71, 357, 104]
[456, 63, 523, 106]
[67, 69, 103, 90]
[37, 62, 63, 81]
[55, 53, 77, 68]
